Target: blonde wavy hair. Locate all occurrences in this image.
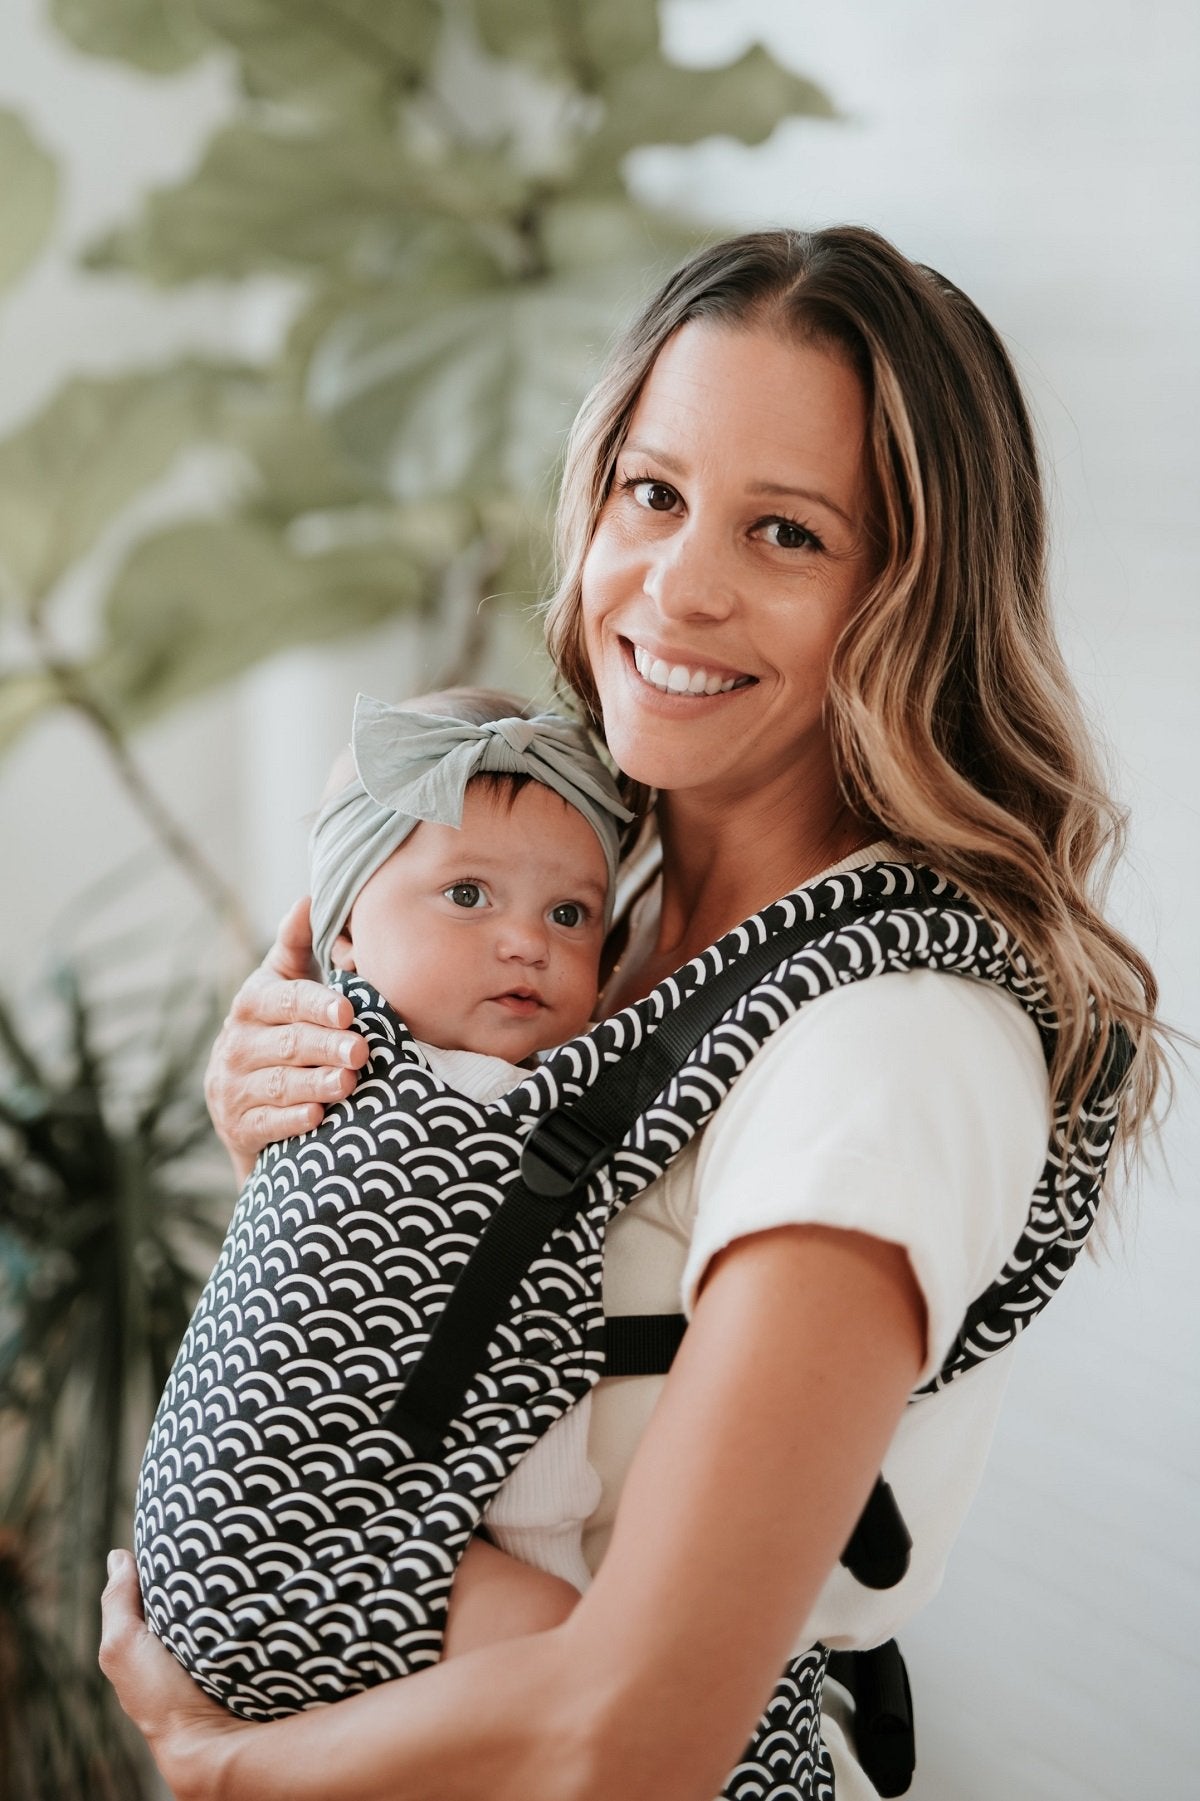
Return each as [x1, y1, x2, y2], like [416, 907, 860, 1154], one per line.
[544, 226, 1165, 1168]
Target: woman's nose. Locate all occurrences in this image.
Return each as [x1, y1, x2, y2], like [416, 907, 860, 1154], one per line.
[642, 522, 736, 622]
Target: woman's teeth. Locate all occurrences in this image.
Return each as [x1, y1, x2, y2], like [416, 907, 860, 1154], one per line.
[632, 645, 747, 695]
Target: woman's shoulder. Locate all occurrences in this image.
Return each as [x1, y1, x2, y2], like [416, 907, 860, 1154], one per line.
[683, 956, 1052, 1389]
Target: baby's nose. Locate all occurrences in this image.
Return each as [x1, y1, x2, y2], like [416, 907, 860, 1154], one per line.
[498, 916, 550, 964]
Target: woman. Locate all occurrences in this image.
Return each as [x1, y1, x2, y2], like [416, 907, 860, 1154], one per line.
[99, 226, 1163, 1799]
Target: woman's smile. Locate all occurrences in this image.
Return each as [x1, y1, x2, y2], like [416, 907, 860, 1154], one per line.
[626, 637, 756, 697]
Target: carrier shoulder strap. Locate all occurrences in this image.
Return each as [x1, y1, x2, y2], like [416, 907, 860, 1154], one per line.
[384, 886, 900, 1462]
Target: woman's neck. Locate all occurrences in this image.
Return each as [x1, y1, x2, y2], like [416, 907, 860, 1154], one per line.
[601, 768, 876, 1017]
[654, 786, 872, 963]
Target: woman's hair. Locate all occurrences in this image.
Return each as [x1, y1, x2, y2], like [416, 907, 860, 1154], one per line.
[544, 225, 1166, 1171]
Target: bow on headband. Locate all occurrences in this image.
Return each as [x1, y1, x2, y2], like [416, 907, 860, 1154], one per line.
[309, 695, 633, 976]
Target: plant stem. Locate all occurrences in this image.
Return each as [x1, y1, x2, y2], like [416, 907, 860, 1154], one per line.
[33, 646, 259, 966]
[73, 687, 260, 965]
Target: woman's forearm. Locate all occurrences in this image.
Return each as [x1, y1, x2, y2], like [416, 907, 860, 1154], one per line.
[173, 1624, 596, 1801]
[107, 1224, 924, 1801]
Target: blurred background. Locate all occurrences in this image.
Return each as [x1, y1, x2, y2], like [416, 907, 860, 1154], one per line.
[0, 0, 1196, 1795]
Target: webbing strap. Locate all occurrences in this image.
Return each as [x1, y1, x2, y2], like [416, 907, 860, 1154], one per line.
[384, 890, 902, 1460]
[603, 1313, 688, 1376]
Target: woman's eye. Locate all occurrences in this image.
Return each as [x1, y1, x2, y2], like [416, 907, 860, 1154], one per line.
[762, 517, 822, 552]
[550, 902, 585, 928]
[446, 882, 486, 909]
[631, 478, 677, 513]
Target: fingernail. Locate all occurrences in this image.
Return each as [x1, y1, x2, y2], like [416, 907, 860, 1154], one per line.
[326, 1000, 344, 1026]
[107, 1550, 120, 1578]
[340, 1040, 360, 1066]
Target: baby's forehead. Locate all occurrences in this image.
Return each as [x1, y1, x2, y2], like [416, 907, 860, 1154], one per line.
[419, 782, 610, 892]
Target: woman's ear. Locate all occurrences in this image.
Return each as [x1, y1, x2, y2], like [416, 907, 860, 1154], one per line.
[329, 929, 356, 973]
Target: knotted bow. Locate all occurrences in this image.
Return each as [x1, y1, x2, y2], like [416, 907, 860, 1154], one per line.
[309, 695, 632, 975]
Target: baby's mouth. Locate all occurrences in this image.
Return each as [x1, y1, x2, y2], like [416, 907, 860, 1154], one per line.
[490, 989, 544, 1016]
[628, 641, 756, 696]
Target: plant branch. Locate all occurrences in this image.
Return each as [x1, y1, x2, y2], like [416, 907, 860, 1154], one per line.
[28, 639, 258, 966]
[73, 687, 259, 964]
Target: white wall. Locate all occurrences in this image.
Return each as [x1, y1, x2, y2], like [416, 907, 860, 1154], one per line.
[1, 1, 1196, 1794]
[640, 5, 1199, 1794]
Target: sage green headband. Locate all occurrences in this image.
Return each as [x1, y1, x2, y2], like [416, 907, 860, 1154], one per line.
[309, 694, 633, 976]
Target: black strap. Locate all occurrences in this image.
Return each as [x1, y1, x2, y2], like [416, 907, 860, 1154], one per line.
[827, 1640, 916, 1796]
[839, 1475, 912, 1589]
[603, 1314, 688, 1376]
[521, 894, 879, 1199]
[385, 890, 896, 1456]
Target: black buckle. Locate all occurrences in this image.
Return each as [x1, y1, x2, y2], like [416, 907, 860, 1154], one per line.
[520, 1110, 612, 1198]
[826, 1641, 915, 1797]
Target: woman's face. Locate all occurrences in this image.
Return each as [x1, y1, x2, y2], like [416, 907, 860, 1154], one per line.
[581, 320, 876, 807]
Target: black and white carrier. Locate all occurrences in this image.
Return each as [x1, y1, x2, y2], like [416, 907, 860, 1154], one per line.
[135, 863, 1130, 1798]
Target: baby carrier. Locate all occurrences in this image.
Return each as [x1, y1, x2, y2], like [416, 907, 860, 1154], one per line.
[136, 862, 1131, 1799]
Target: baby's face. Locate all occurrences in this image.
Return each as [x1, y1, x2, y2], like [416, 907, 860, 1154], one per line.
[336, 781, 609, 1062]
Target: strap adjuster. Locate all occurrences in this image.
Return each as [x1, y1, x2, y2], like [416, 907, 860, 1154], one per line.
[520, 1109, 612, 1198]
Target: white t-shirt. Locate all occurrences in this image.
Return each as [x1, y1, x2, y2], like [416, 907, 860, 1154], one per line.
[582, 842, 1050, 1794]
[430, 838, 1053, 1794]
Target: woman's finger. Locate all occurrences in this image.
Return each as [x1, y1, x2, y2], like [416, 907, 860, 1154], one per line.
[268, 895, 318, 981]
[230, 974, 353, 1033]
[98, 1552, 208, 1735]
[225, 1019, 367, 1079]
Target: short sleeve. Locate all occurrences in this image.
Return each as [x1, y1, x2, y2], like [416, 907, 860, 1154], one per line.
[681, 969, 1051, 1386]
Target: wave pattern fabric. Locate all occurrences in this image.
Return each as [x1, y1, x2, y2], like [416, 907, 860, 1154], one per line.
[135, 864, 1125, 1794]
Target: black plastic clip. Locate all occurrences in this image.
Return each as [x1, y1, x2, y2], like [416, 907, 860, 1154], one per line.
[520, 1110, 612, 1198]
[827, 1640, 915, 1797]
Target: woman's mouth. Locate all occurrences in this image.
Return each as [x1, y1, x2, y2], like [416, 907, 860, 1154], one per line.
[629, 641, 755, 696]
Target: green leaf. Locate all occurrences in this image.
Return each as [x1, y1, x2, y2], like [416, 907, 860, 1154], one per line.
[228, 400, 388, 519]
[0, 671, 61, 758]
[0, 109, 60, 295]
[0, 361, 248, 606]
[84, 121, 531, 283]
[308, 265, 634, 503]
[193, 0, 442, 121]
[49, 0, 210, 73]
[538, 195, 701, 276]
[87, 513, 449, 723]
[473, 0, 660, 84]
[594, 43, 836, 166]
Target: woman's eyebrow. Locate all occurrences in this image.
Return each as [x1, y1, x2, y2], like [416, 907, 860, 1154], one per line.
[620, 441, 852, 527]
[747, 479, 853, 528]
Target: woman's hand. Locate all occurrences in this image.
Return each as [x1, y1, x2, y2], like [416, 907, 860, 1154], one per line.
[205, 897, 368, 1184]
[99, 1551, 244, 1801]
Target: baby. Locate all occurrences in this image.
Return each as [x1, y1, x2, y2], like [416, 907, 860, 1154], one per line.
[136, 686, 632, 1711]
[309, 687, 628, 1650]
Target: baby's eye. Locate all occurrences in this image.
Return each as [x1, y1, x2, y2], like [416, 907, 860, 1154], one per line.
[550, 901, 586, 928]
[446, 882, 486, 909]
